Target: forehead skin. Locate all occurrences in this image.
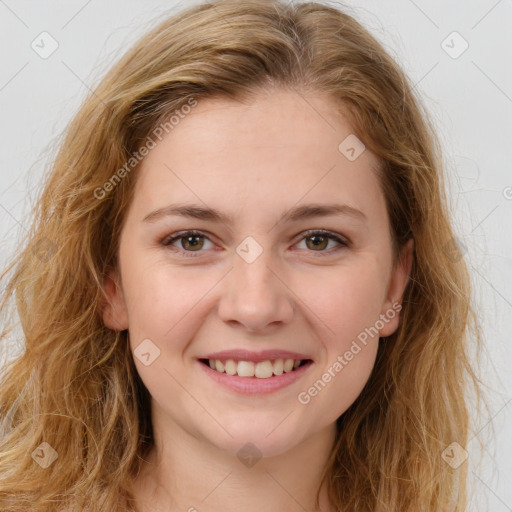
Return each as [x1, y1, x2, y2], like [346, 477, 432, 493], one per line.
[124, 88, 389, 261]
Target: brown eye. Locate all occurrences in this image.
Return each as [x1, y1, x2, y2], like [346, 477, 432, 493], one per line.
[181, 234, 205, 251]
[296, 230, 349, 255]
[305, 234, 329, 251]
[162, 230, 214, 255]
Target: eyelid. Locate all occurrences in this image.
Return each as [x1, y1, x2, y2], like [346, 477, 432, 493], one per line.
[161, 228, 350, 257]
[160, 229, 216, 255]
[297, 229, 350, 247]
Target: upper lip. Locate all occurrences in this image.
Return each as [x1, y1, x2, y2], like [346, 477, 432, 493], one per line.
[199, 349, 313, 363]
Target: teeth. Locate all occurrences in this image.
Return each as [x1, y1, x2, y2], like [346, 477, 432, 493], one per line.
[283, 358, 294, 372]
[224, 359, 237, 375]
[273, 358, 284, 375]
[206, 358, 305, 378]
[255, 361, 273, 378]
[237, 361, 255, 377]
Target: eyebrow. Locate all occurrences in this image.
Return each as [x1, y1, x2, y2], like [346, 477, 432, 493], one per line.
[142, 202, 367, 225]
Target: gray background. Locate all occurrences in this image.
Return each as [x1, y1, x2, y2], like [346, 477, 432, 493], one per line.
[0, 1, 511, 509]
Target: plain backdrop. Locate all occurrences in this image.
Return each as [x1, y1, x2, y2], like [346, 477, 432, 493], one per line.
[0, 1, 511, 510]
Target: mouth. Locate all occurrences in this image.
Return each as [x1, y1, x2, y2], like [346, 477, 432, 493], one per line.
[198, 358, 313, 379]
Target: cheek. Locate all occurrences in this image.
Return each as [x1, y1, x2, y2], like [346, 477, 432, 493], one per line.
[122, 265, 212, 401]
[292, 261, 384, 407]
[296, 258, 386, 344]
[124, 267, 206, 343]
[296, 302, 381, 420]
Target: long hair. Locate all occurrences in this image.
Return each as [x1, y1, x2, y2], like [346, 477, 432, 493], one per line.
[0, 1, 488, 510]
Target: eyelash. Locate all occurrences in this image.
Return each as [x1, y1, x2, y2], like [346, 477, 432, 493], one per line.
[161, 229, 350, 258]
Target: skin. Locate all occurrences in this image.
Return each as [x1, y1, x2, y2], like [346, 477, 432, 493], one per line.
[102, 87, 413, 512]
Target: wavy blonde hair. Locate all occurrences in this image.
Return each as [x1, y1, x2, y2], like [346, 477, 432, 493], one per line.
[0, 1, 488, 510]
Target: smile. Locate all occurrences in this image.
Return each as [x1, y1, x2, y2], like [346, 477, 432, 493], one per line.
[198, 358, 314, 395]
[200, 358, 311, 379]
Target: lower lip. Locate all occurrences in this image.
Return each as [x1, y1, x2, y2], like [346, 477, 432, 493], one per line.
[197, 360, 313, 395]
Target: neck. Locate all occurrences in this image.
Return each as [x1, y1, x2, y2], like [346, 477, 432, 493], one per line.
[131, 407, 337, 512]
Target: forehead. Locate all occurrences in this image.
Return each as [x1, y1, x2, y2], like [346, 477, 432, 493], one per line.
[130, 88, 385, 225]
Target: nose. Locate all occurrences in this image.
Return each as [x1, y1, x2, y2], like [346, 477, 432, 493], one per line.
[217, 242, 295, 333]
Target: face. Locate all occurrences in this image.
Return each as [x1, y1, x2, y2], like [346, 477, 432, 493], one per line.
[102, 88, 412, 458]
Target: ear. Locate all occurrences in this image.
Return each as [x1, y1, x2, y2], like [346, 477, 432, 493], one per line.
[101, 268, 129, 331]
[378, 238, 414, 337]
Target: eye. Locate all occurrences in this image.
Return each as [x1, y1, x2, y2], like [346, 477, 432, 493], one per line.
[161, 229, 349, 258]
[161, 230, 215, 256]
[294, 229, 349, 255]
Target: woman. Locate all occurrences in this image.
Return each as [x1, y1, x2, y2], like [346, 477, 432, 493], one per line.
[0, 1, 487, 510]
